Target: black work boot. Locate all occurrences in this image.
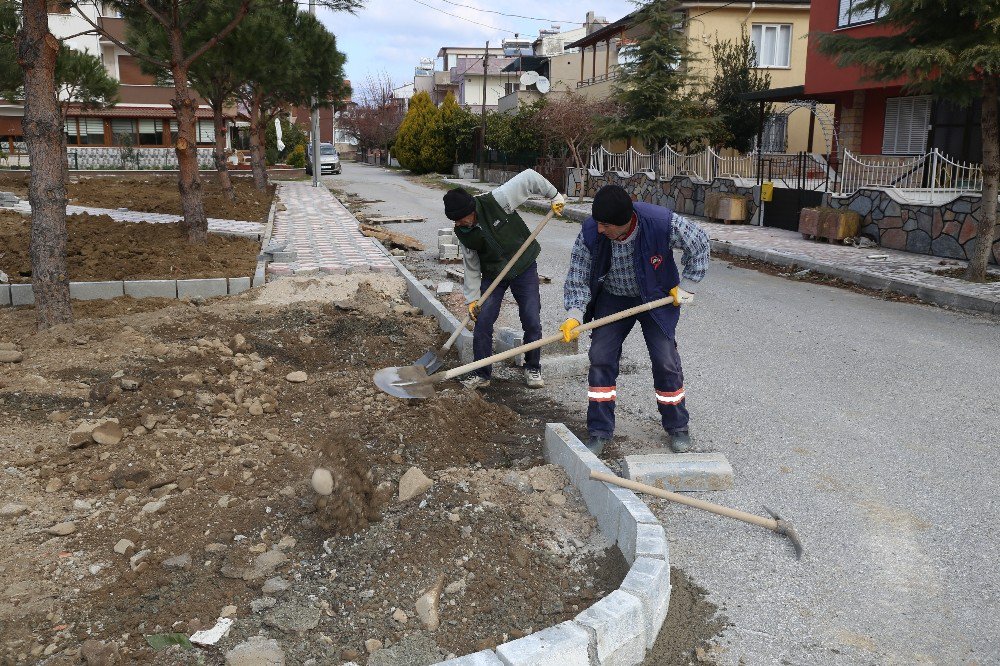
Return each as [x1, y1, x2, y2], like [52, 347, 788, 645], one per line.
[668, 430, 692, 453]
[586, 435, 610, 457]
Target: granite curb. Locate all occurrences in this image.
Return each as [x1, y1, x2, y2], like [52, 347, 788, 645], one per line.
[436, 423, 669, 665]
[253, 185, 281, 288]
[2, 277, 254, 307]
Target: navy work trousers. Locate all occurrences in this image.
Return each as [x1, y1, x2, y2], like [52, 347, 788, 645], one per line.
[473, 261, 542, 379]
[587, 291, 688, 438]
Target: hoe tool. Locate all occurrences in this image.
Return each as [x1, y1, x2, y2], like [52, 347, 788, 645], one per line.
[375, 293, 679, 399]
[591, 471, 804, 559]
[414, 208, 557, 374]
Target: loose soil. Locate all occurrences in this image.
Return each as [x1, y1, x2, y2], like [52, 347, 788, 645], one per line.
[0, 275, 625, 665]
[0, 173, 274, 221]
[933, 266, 1000, 283]
[0, 211, 258, 283]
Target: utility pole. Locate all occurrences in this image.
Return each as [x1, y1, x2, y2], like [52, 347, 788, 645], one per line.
[478, 41, 489, 182]
[309, 0, 320, 187]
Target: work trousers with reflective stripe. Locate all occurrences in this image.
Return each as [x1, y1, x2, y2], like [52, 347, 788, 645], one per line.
[587, 291, 688, 438]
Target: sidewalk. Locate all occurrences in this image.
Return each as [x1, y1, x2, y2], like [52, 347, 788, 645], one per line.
[266, 181, 395, 277]
[447, 176, 1000, 316]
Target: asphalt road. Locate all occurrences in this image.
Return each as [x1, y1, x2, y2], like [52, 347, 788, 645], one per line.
[328, 162, 1000, 665]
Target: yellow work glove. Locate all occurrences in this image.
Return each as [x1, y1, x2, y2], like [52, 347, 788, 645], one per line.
[551, 193, 566, 217]
[559, 317, 581, 342]
[468, 301, 480, 322]
[669, 286, 695, 307]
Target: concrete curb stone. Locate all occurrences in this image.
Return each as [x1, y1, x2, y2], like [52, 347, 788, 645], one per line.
[124, 280, 177, 299]
[619, 557, 671, 650]
[228, 277, 252, 295]
[68, 281, 125, 301]
[574, 590, 647, 666]
[177, 278, 228, 299]
[254, 187, 280, 288]
[622, 452, 735, 492]
[436, 650, 504, 665]
[11, 284, 32, 306]
[494, 621, 591, 665]
[0, 284, 9, 307]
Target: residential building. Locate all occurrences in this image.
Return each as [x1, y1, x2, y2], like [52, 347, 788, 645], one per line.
[432, 46, 505, 106]
[803, 0, 980, 163]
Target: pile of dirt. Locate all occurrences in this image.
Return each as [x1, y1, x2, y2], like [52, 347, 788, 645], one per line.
[0, 211, 258, 283]
[0, 173, 274, 221]
[0, 275, 624, 664]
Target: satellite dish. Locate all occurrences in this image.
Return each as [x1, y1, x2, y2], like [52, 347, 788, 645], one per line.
[519, 70, 539, 86]
[536, 76, 550, 93]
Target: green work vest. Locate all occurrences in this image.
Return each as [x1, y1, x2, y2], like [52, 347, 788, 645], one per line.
[454, 192, 540, 283]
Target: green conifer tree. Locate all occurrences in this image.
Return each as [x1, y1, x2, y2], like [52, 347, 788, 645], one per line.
[395, 91, 447, 173]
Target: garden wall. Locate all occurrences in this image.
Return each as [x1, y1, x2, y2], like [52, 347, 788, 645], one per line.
[67, 147, 215, 170]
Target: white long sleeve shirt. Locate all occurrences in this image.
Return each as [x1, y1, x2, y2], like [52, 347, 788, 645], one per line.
[461, 169, 558, 304]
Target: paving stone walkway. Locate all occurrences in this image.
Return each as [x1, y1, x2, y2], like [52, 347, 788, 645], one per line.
[266, 181, 395, 277]
[0, 198, 264, 238]
[448, 177, 1000, 315]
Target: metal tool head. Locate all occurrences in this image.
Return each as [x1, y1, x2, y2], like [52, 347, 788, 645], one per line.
[414, 348, 444, 374]
[373, 364, 438, 399]
[763, 505, 804, 559]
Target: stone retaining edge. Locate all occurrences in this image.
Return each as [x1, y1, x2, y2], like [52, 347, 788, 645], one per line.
[711, 240, 1000, 316]
[2, 277, 255, 307]
[436, 423, 669, 665]
[254, 184, 281, 288]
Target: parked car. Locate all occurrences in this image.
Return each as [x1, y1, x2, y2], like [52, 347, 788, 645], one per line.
[305, 142, 341, 175]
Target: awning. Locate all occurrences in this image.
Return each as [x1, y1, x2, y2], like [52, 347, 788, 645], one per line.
[501, 56, 548, 74]
[741, 86, 839, 104]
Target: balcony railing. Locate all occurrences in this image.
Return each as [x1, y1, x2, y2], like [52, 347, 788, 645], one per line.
[576, 70, 619, 88]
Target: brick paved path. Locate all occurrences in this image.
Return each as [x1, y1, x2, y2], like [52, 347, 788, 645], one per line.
[266, 181, 395, 277]
[1, 199, 264, 238]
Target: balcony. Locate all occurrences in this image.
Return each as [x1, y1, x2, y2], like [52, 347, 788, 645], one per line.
[497, 89, 542, 113]
[576, 70, 619, 88]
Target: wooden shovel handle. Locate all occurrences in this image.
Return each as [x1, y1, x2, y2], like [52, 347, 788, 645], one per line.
[591, 471, 779, 531]
[441, 293, 680, 381]
[439, 208, 556, 353]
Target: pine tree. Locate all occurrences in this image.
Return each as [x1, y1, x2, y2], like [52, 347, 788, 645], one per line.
[708, 28, 771, 153]
[395, 91, 447, 173]
[818, 0, 1000, 282]
[604, 0, 712, 153]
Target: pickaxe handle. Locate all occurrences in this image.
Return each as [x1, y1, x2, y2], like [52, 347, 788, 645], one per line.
[591, 471, 779, 531]
[438, 208, 556, 354]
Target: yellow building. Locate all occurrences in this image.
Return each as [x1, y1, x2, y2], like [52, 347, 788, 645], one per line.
[567, 0, 831, 154]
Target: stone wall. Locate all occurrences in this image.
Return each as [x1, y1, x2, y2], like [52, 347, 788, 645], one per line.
[825, 189, 1000, 265]
[571, 169, 760, 223]
[68, 147, 215, 170]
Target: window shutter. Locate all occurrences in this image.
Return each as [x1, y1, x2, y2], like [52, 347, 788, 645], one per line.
[838, 0, 852, 26]
[83, 118, 104, 135]
[882, 96, 931, 154]
[198, 120, 214, 143]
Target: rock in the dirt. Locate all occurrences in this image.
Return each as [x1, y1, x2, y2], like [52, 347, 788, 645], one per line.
[502, 471, 533, 494]
[398, 466, 433, 502]
[264, 601, 321, 633]
[415, 576, 444, 631]
[221, 605, 238, 617]
[0, 503, 29, 517]
[68, 422, 99, 448]
[444, 578, 466, 595]
[392, 609, 408, 623]
[366, 632, 447, 666]
[310, 468, 334, 496]
[181, 372, 204, 384]
[46, 521, 76, 536]
[48, 410, 71, 423]
[74, 499, 93, 511]
[251, 596, 277, 613]
[365, 639, 383, 654]
[0, 350, 23, 363]
[244, 549, 287, 581]
[225, 636, 285, 666]
[248, 401, 264, 416]
[129, 550, 150, 571]
[262, 577, 290, 595]
[119, 378, 141, 391]
[92, 421, 124, 446]
[81, 639, 119, 666]
[546, 492, 567, 507]
[162, 553, 192, 570]
[285, 371, 308, 383]
[44, 477, 63, 493]
[141, 500, 166, 514]
[113, 539, 134, 555]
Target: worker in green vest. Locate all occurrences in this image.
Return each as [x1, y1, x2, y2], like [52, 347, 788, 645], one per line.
[443, 169, 565, 389]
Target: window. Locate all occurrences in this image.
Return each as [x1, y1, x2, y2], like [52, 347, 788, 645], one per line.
[67, 118, 106, 145]
[751, 24, 791, 68]
[504, 81, 520, 95]
[882, 96, 932, 155]
[755, 114, 788, 153]
[197, 120, 214, 145]
[138, 119, 164, 145]
[111, 119, 136, 145]
[838, 0, 886, 28]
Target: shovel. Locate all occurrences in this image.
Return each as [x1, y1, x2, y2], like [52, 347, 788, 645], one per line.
[375, 292, 680, 399]
[415, 208, 557, 374]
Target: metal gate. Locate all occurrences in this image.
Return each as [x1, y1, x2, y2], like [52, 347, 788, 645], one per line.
[757, 152, 831, 231]
[762, 188, 825, 231]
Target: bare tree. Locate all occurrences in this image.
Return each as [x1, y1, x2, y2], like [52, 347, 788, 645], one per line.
[535, 91, 614, 170]
[339, 71, 405, 156]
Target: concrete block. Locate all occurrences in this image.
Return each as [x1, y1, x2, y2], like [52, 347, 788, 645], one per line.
[620, 558, 671, 649]
[495, 621, 591, 665]
[439, 244, 460, 260]
[598, 485, 635, 542]
[0, 284, 9, 307]
[574, 590, 647, 665]
[270, 250, 298, 262]
[622, 453, 734, 492]
[542, 352, 590, 379]
[437, 280, 454, 295]
[177, 278, 228, 299]
[124, 280, 177, 300]
[617, 495, 664, 564]
[436, 650, 504, 665]
[10, 283, 33, 306]
[228, 277, 252, 295]
[495, 327, 524, 366]
[68, 281, 125, 301]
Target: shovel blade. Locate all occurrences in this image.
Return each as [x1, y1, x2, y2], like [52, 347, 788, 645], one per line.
[373, 365, 438, 399]
[414, 348, 444, 374]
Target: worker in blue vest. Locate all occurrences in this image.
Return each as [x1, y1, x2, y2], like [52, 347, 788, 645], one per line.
[560, 185, 710, 456]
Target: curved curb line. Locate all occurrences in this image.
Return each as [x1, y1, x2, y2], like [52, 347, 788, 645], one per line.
[437, 423, 670, 665]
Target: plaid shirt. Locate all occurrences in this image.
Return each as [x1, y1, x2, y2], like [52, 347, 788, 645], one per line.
[564, 213, 710, 320]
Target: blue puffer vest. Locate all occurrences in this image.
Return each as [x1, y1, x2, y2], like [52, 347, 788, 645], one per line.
[582, 201, 681, 338]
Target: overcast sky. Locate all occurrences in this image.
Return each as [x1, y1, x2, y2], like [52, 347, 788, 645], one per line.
[319, 0, 633, 96]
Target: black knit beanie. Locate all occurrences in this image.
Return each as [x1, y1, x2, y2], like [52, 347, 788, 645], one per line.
[443, 187, 476, 221]
[592, 185, 634, 226]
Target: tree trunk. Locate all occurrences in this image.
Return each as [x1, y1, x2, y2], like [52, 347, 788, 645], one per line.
[248, 93, 269, 190]
[967, 79, 999, 281]
[212, 102, 236, 201]
[170, 60, 208, 245]
[18, 0, 72, 329]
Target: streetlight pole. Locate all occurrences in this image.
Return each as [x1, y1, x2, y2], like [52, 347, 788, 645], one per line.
[309, 0, 320, 187]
